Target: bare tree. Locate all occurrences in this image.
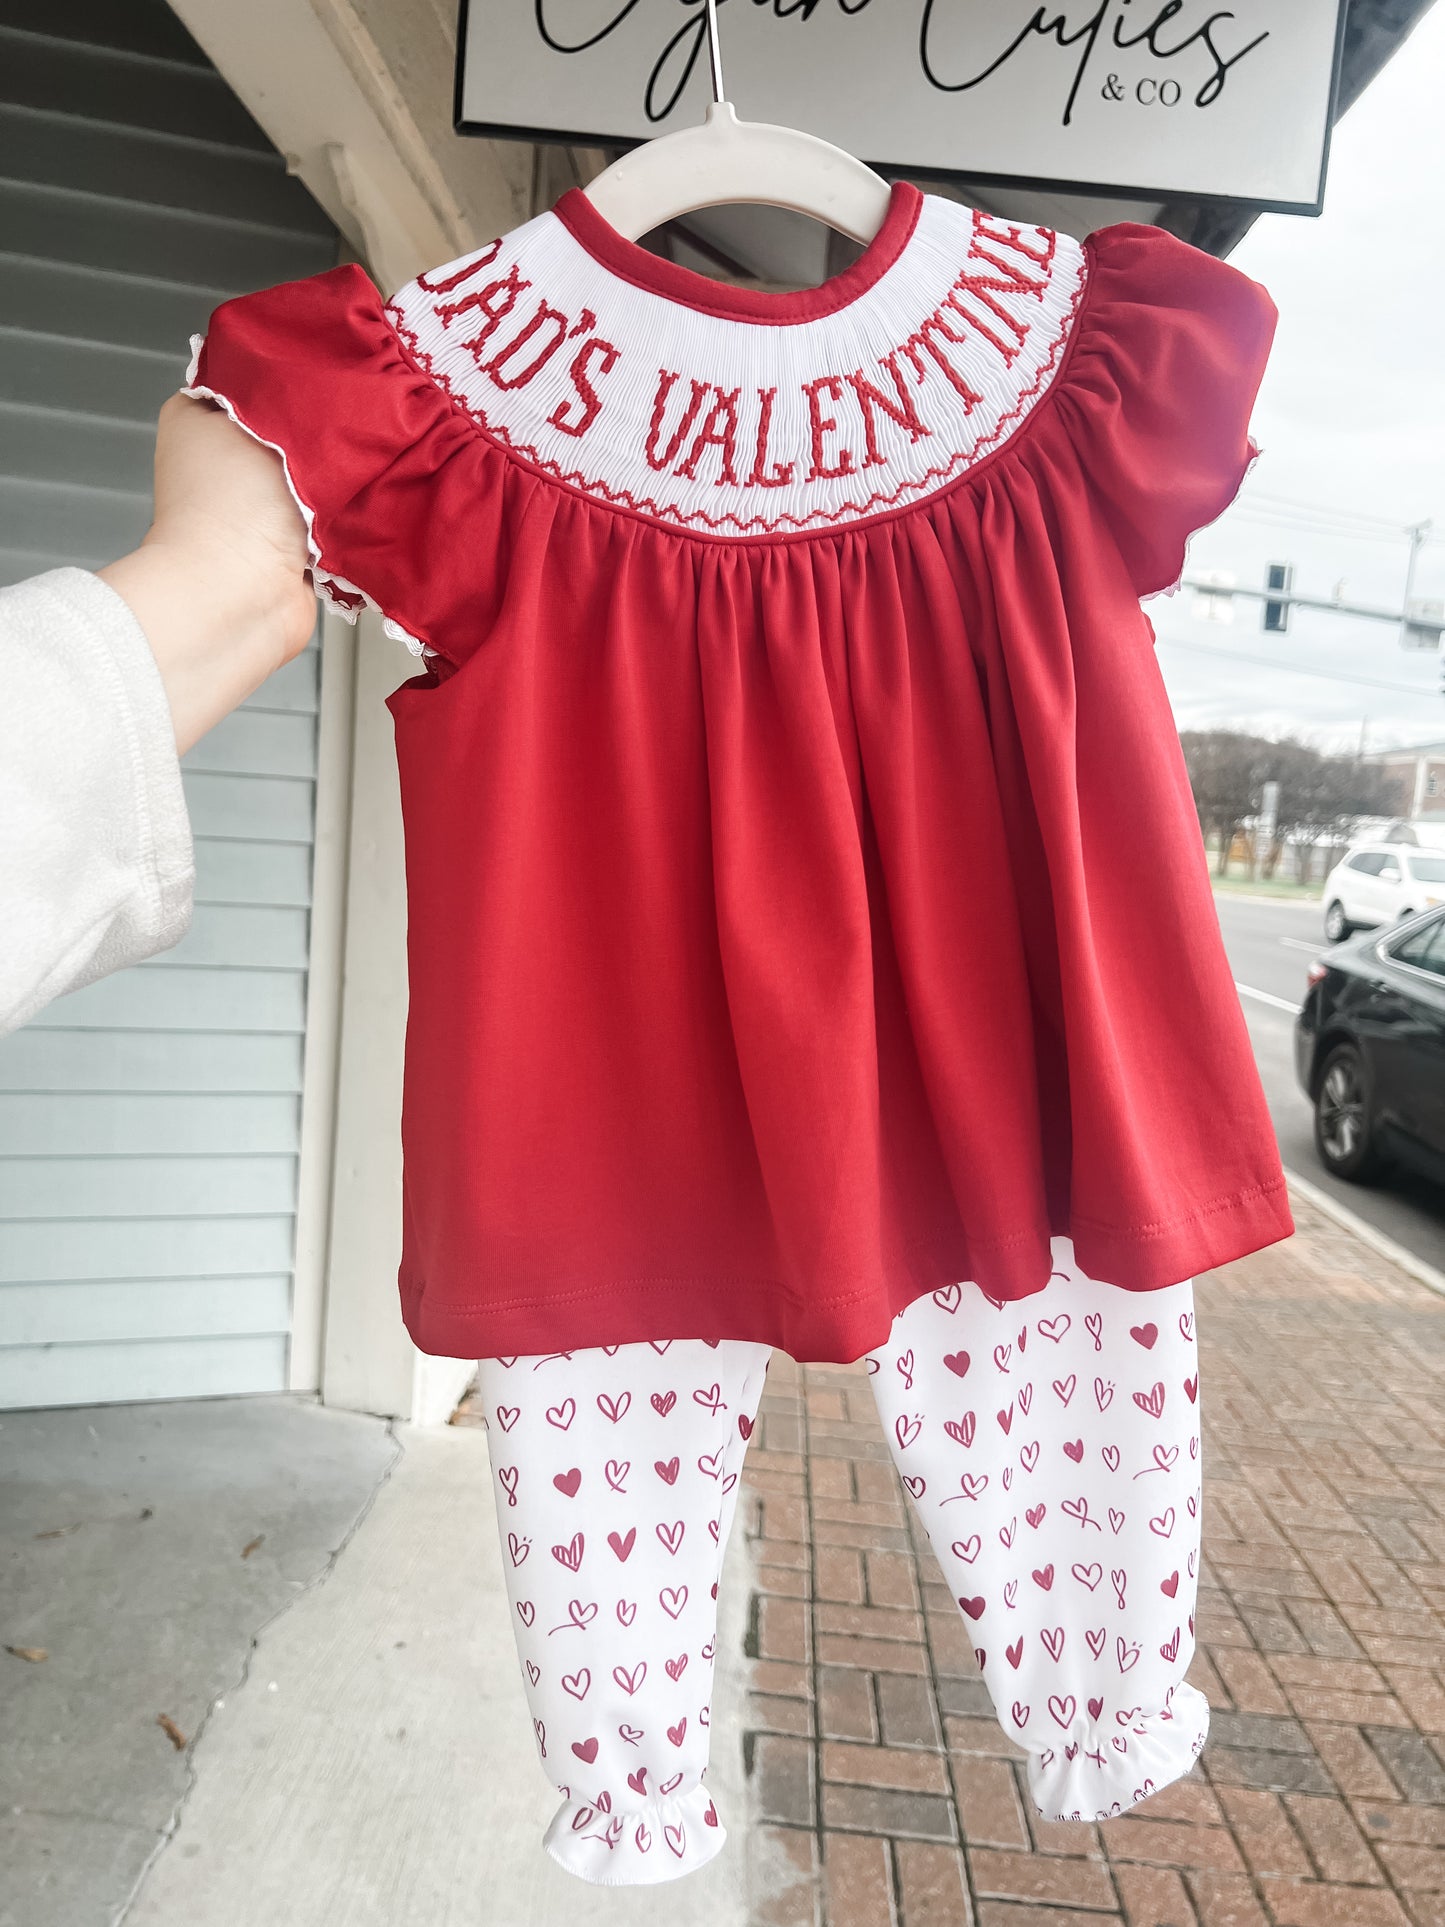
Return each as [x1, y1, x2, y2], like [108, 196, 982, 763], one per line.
[1179, 729, 1394, 882]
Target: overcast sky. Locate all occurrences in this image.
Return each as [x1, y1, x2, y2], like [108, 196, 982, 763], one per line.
[1148, 1, 1445, 758]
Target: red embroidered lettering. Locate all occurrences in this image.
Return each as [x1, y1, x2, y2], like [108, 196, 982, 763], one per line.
[548, 337, 619, 437]
[803, 374, 854, 481]
[417, 241, 503, 295]
[746, 387, 794, 489]
[482, 301, 571, 389]
[974, 214, 1054, 271]
[942, 244, 1048, 366]
[894, 316, 986, 412]
[645, 370, 709, 472]
[440, 265, 531, 362]
[675, 386, 741, 485]
[845, 360, 932, 468]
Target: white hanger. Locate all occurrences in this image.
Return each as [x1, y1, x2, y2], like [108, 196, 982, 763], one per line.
[581, 0, 893, 246]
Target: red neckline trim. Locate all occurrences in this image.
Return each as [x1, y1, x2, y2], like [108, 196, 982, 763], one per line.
[551, 178, 924, 324]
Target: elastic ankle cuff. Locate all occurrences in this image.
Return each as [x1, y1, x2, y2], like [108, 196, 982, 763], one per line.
[542, 1781, 726, 1886]
[1027, 1683, 1210, 1823]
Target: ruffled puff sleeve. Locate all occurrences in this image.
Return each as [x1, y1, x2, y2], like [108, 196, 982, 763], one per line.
[1057, 222, 1278, 602]
[182, 264, 492, 666]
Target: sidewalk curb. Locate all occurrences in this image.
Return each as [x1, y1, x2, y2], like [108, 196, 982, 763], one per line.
[1283, 1165, 1445, 1301]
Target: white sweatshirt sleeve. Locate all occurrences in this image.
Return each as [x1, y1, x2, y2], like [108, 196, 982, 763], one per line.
[0, 566, 195, 1037]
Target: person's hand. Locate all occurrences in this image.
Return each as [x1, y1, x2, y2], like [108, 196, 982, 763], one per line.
[98, 393, 320, 755]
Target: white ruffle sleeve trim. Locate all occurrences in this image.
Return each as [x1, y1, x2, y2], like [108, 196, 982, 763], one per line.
[182, 332, 432, 660]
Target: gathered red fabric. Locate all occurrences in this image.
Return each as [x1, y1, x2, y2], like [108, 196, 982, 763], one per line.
[183, 181, 1293, 1364]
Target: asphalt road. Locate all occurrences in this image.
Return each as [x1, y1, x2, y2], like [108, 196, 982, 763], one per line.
[1213, 889, 1445, 1279]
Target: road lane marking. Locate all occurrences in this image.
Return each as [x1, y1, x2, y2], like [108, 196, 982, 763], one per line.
[1237, 982, 1302, 1015]
[1279, 937, 1324, 954]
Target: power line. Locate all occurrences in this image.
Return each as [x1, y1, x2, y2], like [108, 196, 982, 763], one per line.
[1153, 635, 1441, 696]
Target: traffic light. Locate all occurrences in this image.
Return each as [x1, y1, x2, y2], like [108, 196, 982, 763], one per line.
[1263, 562, 1293, 633]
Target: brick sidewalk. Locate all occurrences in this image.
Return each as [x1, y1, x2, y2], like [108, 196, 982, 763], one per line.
[741, 1187, 1445, 1927]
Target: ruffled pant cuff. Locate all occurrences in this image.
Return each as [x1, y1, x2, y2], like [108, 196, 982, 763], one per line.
[1027, 1683, 1210, 1824]
[542, 1780, 726, 1885]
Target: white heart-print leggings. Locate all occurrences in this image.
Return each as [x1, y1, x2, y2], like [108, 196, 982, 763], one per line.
[473, 1237, 1206, 1886]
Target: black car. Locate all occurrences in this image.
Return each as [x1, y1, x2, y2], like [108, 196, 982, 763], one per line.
[1294, 905, 1445, 1187]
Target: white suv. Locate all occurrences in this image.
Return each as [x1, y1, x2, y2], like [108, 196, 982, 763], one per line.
[1322, 844, 1445, 943]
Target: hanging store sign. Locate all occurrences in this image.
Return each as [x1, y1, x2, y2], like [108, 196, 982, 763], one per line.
[455, 0, 1349, 214]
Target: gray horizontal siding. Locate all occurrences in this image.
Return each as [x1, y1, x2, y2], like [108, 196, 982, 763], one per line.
[0, 0, 338, 1406]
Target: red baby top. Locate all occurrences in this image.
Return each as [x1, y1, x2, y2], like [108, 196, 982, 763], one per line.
[182, 179, 1294, 1365]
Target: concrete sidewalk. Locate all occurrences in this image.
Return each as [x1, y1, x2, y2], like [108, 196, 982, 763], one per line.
[1, 1399, 764, 1927]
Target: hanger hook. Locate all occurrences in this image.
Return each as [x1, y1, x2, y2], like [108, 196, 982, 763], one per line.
[703, 0, 726, 104]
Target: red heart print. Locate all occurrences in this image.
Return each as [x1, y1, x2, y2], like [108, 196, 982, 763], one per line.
[951, 1535, 981, 1564]
[1011, 1701, 1030, 1728]
[656, 1520, 685, 1554]
[664, 1824, 685, 1857]
[1153, 1445, 1179, 1472]
[665, 1654, 688, 1682]
[660, 1585, 688, 1618]
[702, 1640, 715, 1660]
[1184, 1375, 1199, 1404]
[1108, 1508, 1126, 1535]
[1116, 1638, 1141, 1673]
[1006, 1638, 1024, 1669]
[1053, 1375, 1076, 1406]
[700, 1706, 710, 1725]
[552, 1531, 584, 1571]
[526, 1661, 540, 1685]
[597, 1391, 631, 1424]
[561, 1668, 591, 1700]
[903, 1474, 926, 1500]
[1071, 1562, 1102, 1591]
[1042, 1627, 1065, 1662]
[974, 1648, 986, 1670]
[1129, 1323, 1158, 1350]
[1063, 1439, 1084, 1463]
[1026, 1504, 1046, 1530]
[619, 1722, 644, 1744]
[959, 1595, 986, 1620]
[692, 1382, 723, 1409]
[546, 1399, 576, 1431]
[655, 1456, 680, 1485]
[738, 1413, 754, 1439]
[993, 1344, 1012, 1372]
[617, 1599, 637, 1625]
[697, 1449, 724, 1481]
[651, 1390, 677, 1417]
[1017, 1328, 1028, 1351]
[1085, 1313, 1103, 1347]
[613, 1663, 646, 1695]
[895, 1414, 922, 1450]
[944, 1413, 977, 1448]
[722, 1471, 738, 1493]
[1094, 1378, 1114, 1410]
[1018, 1384, 1034, 1415]
[572, 1737, 598, 1763]
[507, 1532, 530, 1567]
[649, 1339, 674, 1354]
[634, 1822, 651, 1852]
[1037, 1315, 1071, 1343]
[1086, 1628, 1107, 1659]
[1088, 1697, 1104, 1720]
[997, 1404, 1014, 1435]
[1161, 1571, 1180, 1597]
[534, 1718, 546, 1754]
[496, 1406, 520, 1432]
[628, 1767, 648, 1794]
[933, 1283, 962, 1313]
[704, 1801, 719, 1827]
[517, 1600, 535, 1625]
[944, 1351, 971, 1377]
[984, 1291, 1008, 1309]
[1150, 1508, 1176, 1538]
[603, 1345, 621, 1356]
[605, 1459, 630, 1492]
[661, 1770, 684, 1794]
[553, 1468, 581, 1498]
[496, 1357, 517, 1369]
[1133, 1382, 1166, 1420]
[1160, 1627, 1180, 1663]
[998, 1519, 1015, 1550]
[499, 1466, 519, 1501]
[608, 1527, 636, 1562]
[1179, 1313, 1195, 1342]
[707, 1519, 720, 1542]
[1101, 1446, 1121, 1473]
[1032, 1564, 1055, 1590]
[667, 1719, 687, 1748]
[567, 1599, 597, 1628]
